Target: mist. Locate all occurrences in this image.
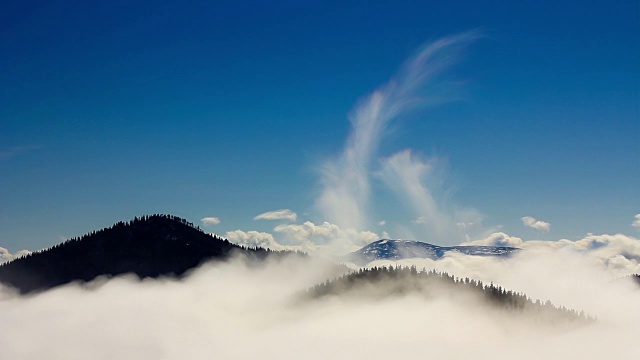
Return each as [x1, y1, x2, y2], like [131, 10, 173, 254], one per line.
[1, 246, 639, 360]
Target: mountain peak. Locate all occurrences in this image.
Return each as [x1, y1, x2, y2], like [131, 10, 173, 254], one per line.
[0, 214, 286, 294]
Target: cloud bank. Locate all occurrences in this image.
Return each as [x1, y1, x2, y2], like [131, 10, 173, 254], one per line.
[1, 247, 639, 360]
[463, 232, 640, 277]
[226, 220, 379, 254]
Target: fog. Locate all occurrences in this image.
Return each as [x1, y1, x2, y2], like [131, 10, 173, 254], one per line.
[1, 247, 639, 360]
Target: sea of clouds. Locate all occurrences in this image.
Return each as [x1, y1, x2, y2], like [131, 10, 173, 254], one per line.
[1, 248, 639, 360]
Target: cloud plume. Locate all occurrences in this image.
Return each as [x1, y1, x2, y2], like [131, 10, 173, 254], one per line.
[316, 31, 480, 232]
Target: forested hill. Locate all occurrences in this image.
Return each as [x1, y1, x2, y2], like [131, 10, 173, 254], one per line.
[307, 266, 593, 324]
[0, 214, 292, 294]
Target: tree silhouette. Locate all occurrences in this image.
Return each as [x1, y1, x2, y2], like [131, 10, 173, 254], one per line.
[0, 214, 303, 294]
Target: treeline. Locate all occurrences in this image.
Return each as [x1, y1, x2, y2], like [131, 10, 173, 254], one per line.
[0, 214, 302, 294]
[307, 265, 593, 323]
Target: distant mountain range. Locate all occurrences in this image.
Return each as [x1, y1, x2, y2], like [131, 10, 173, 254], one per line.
[0, 214, 297, 294]
[346, 239, 520, 265]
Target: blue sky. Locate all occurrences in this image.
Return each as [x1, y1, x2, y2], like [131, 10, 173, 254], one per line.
[1, 0, 638, 252]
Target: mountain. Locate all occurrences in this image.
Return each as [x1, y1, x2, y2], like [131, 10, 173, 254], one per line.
[0, 214, 295, 294]
[346, 239, 520, 265]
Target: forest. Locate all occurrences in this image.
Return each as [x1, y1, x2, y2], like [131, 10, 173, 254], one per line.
[307, 265, 594, 324]
[0, 214, 301, 294]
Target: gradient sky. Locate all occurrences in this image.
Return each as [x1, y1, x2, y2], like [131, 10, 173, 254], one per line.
[1, 0, 638, 252]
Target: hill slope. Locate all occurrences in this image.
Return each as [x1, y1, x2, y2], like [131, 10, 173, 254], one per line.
[307, 266, 591, 324]
[0, 214, 286, 294]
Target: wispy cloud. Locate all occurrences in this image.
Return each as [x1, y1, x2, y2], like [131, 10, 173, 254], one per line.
[521, 216, 551, 233]
[413, 216, 426, 224]
[632, 214, 640, 230]
[201, 217, 221, 226]
[316, 31, 481, 232]
[0, 145, 41, 161]
[254, 209, 297, 222]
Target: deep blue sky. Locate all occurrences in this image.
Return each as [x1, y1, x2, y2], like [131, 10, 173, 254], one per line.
[1, 0, 638, 251]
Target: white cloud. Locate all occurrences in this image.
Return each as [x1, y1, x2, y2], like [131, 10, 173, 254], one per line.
[380, 150, 488, 245]
[1, 246, 639, 360]
[632, 214, 640, 230]
[274, 221, 380, 254]
[0, 246, 31, 264]
[378, 220, 386, 226]
[462, 232, 525, 247]
[200, 217, 221, 226]
[224, 230, 293, 251]
[521, 216, 551, 232]
[253, 209, 297, 222]
[463, 232, 640, 277]
[224, 219, 382, 255]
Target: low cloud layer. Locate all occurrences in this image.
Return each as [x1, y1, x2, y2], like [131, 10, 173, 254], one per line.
[521, 216, 551, 232]
[1, 247, 639, 360]
[254, 209, 298, 222]
[463, 232, 640, 277]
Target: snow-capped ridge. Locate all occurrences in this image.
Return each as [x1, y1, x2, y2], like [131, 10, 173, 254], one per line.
[347, 239, 520, 265]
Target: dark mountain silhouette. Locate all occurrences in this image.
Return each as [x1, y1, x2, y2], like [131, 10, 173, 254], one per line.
[307, 266, 592, 324]
[346, 239, 520, 265]
[0, 214, 298, 294]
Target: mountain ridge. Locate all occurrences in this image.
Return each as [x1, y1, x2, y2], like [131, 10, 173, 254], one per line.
[347, 238, 520, 265]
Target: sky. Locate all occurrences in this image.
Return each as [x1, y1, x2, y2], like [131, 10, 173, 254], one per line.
[1, 0, 639, 253]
